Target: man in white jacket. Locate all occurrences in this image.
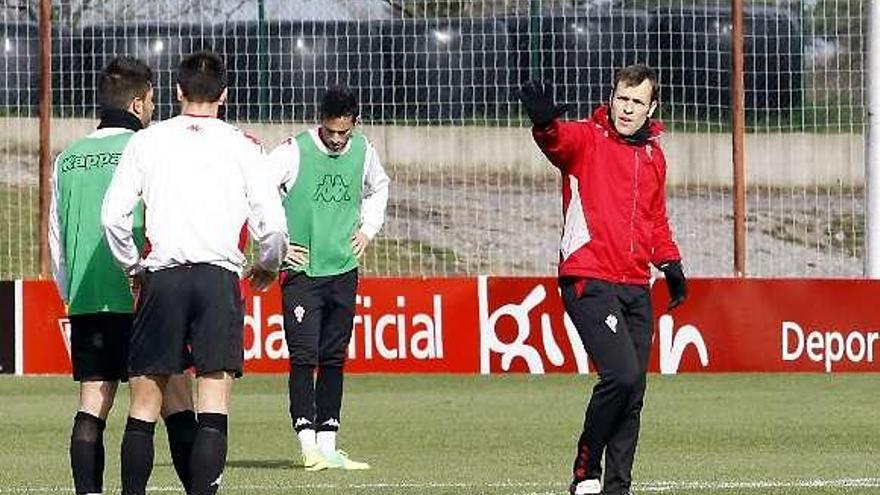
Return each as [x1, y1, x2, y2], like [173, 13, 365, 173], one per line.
[50, 55, 197, 495]
[102, 51, 287, 495]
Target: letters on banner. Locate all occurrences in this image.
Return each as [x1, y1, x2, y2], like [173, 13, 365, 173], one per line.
[16, 278, 880, 374]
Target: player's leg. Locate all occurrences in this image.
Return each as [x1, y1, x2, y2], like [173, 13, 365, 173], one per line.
[189, 372, 233, 495]
[122, 268, 190, 495]
[123, 375, 169, 495]
[602, 287, 653, 495]
[315, 268, 368, 470]
[72, 381, 116, 495]
[68, 313, 130, 495]
[161, 373, 197, 494]
[281, 272, 325, 468]
[187, 264, 244, 495]
[560, 279, 641, 495]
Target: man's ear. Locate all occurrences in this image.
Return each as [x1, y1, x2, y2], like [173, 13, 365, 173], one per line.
[130, 97, 143, 117]
[218, 88, 228, 106]
[176, 84, 184, 102]
[648, 100, 658, 118]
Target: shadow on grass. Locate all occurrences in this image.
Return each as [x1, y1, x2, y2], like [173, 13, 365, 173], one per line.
[225, 459, 297, 470]
[157, 459, 297, 470]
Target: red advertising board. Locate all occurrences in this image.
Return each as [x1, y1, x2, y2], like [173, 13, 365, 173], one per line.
[16, 278, 880, 375]
[21, 281, 71, 375]
[658, 278, 880, 373]
[242, 278, 480, 373]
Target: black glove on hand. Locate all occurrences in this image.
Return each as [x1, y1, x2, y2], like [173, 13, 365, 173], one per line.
[659, 260, 688, 310]
[518, 80, 569, 128]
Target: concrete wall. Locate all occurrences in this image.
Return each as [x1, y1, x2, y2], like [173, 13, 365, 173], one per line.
[6, 118, 866, 187]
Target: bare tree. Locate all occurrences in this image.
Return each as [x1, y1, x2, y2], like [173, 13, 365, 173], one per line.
[385, 0, 578, 18]
[0, 0, 252, 26]
[88, 0, 252, 23]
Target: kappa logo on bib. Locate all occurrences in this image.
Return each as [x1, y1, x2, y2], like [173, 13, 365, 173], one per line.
[313, 174, 351, 203]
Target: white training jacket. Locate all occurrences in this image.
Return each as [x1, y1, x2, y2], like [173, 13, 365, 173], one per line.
[266, 127, 390, 239]
[101, 115, 288, 276]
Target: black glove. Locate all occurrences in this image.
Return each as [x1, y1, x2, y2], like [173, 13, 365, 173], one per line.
[517, 80, 569, 128]
[659, 260, 687, 310]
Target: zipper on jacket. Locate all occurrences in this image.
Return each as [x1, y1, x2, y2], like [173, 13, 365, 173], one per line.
[629, 150, 640, 254]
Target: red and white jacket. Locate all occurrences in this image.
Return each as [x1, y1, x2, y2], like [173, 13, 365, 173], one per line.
[532, 105, 681, 286]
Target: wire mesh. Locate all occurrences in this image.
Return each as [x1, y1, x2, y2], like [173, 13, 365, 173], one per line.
[0, 0, 867, 278]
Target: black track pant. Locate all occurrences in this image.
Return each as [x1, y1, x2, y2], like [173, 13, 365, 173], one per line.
[560, 278, 653, 495]
[283, 269, 357, 432]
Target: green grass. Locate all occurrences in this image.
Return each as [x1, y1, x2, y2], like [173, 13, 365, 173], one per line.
[0, 183, 39, 278]
[1, 374, 878, 494]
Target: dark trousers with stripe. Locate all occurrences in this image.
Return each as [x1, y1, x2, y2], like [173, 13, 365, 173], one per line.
[561, 278, 653, 495]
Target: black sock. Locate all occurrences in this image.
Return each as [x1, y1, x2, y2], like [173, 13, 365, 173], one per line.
[164, 410, 198, 494]
[315, 366, 343, 431]
[121, 417, 156, 495]
[289, 365, 316, 431]
[70, 411, 106, 495]
[190, 413, 228, 495]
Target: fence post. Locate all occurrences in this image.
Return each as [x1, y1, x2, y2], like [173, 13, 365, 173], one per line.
[731, 0, 746, 277]
[38, 0, 52, 279]
[257, 0, 269, 121]
[528, 0, 542, 81]
[866, 0, 880, 277]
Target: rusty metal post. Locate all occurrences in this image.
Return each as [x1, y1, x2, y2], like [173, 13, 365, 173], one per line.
[38, 0, 52, 279]
[731, 0, 746, 277]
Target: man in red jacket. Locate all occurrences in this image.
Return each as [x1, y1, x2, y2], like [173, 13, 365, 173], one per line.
[519, 64, 687, 495]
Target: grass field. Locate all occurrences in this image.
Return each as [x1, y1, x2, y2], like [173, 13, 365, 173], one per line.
[1, 374, 878, 494]
[0, 183, 39, 279]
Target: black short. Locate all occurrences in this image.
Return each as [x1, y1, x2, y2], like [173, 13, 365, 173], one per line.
[69, 313, 133, 382]
[282, 269, 358, 367]
[129, 263, 244, 377]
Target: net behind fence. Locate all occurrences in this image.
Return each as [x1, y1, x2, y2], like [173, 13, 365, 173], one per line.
[0, 0, 867, 278]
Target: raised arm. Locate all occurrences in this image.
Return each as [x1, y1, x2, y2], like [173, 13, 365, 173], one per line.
[518, 80, 590, 172]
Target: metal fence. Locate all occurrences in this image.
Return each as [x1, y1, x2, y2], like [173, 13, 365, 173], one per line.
[0, 0, 868, 278]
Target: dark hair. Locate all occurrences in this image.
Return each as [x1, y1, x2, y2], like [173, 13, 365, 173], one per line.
[176, 51, 227, 103]
[98, 56, 153, 111]
[613, 64, 660, 103]
[320, 85, 359, 120]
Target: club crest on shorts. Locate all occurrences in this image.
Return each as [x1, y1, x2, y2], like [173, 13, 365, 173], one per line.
[294, 305, 305, 323]
[605, 314, 618, 333]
